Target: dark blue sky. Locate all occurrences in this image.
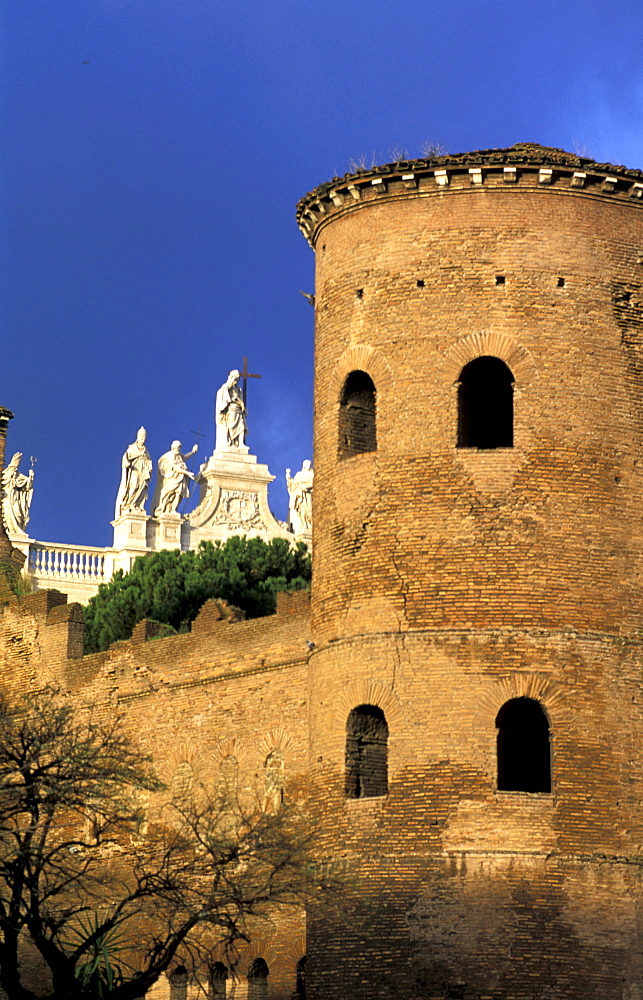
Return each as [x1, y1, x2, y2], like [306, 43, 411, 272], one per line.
[2, 0, 642, 547]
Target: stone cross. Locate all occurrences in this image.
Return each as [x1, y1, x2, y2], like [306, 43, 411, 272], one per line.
[238, 356, 261, 406]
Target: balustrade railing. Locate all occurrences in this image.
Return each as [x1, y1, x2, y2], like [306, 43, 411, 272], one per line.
[28, 543, 109, 583]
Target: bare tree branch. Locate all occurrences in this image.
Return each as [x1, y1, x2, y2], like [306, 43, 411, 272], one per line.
[0, 688, 318, 999]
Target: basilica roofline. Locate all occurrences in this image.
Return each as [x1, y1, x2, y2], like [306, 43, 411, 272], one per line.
[296, 142, 643, 247]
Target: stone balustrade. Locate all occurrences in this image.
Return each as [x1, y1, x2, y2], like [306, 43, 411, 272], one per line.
[29, 542, 108, 581]
[27, 542, 114, 603]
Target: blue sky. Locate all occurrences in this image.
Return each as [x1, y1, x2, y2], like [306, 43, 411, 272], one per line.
[2, 0, 642, 547]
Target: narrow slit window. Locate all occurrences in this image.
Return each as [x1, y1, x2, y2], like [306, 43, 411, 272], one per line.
[218, 755, 239, 800]
[248, 959, 269, 1000]
[339, 370, 377, 459]
[496, 697, 551, 793]
[210, 963, 228, 1000]
[457, 356, 514, 449]
[346, 704, 388, 798]
[171, 760, 194, 803]
[264, 748, 285, 812]
[169, 967, 188, 1000]
[296, 956, 306, 1000]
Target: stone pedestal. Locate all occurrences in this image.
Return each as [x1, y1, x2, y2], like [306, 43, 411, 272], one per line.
[112, 510, 149, 552]
[187, 448, 292, 546]
[111, 510, 151, 574]
[148, 511, 188, 552]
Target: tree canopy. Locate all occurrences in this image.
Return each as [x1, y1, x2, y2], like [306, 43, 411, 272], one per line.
[0, 687, 315, 1000]
[83, 536, 311, 654]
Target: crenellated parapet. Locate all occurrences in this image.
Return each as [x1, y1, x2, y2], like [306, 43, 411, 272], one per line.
[296, 142, 643, 246]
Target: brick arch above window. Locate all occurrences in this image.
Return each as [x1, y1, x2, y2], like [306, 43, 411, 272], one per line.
[211, 736, 244, 768]
[329, 344, 394, 404]
[283, 934, 307, 971]
[335, 678, 403, 730]
[444, 331, 536, 388]
[476, 672, 568, 728]
[243, 941, 279, 976]
[165, 745, 208, 787]
[258, 726, 295, 758]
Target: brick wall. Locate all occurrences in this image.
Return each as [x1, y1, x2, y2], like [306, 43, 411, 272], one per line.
[302, 150, 643, 999]
[0, 589, 311, 1000]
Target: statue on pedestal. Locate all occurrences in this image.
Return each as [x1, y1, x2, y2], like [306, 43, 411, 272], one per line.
[115, 427, 153, 518]
[215, 370, 247, 450]
[153, 441, 198, 516]
[286, 460, 313, 535]
[1, 452, 34, 534]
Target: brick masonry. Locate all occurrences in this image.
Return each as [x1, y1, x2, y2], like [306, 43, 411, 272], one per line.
[300, 144, 643, 999]
[2, 143, 643, 999]
[0, 590, 311, 1000]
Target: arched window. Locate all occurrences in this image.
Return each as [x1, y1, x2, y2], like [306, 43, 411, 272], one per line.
[210, 962, 228, 1000]
[496, 698, 551, 793]
[133, 786, 149, 841]
[339, 370, 376, 459]
[169, 966, 188, 1000]
[345, 704, 388, 798]
[218, 755, 239, 800]
[296, 956, 306, 1000]
[248, 958, 269, 1000]
[458, 356, 514, 448]
[264, 749, 285, 813]
[171, 761, 194, 803]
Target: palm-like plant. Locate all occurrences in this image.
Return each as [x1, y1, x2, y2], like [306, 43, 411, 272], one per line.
[68, 914, 132, 997]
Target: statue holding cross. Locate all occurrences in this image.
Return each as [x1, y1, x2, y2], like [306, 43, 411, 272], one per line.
[214, 361, 260, 452]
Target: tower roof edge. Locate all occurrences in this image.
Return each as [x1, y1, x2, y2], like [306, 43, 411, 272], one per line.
[295, 142, 643, 246]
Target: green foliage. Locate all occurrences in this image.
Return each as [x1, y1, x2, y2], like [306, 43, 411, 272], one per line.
[0, 557, 21, 603]
[68, 915, 131, 997]
[83, 536, 311, 654]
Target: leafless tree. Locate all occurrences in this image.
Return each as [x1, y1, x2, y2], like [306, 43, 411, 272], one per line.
[348, 153, 369, 172]
[571, 138, 594, 159]
[419, 140, 447, 158]
[0, 689, 317, 1000]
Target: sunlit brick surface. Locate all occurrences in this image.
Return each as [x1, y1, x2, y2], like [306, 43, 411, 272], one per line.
[302, 146, 643, 999]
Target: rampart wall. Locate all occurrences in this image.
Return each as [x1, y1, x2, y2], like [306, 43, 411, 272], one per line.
[0, 588, 312, 1000]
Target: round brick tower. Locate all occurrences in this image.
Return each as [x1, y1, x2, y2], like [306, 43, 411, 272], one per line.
[297, 144, 643, 1000]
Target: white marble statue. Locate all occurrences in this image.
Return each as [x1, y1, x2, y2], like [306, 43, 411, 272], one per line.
[115, 427, 153, 517]
[2, 452, 34, 534]
[215, 370, 247, 450]
[286, 460, 313, 535]
[153, 441, 198, 516]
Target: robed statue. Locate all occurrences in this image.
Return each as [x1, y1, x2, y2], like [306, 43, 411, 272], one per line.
[1, 452, 34, 535]
[153, 441, 198, 516]
[115, 427, 153, 517]
[286, 460, 313, 535]
[215, 370, 248, 450]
